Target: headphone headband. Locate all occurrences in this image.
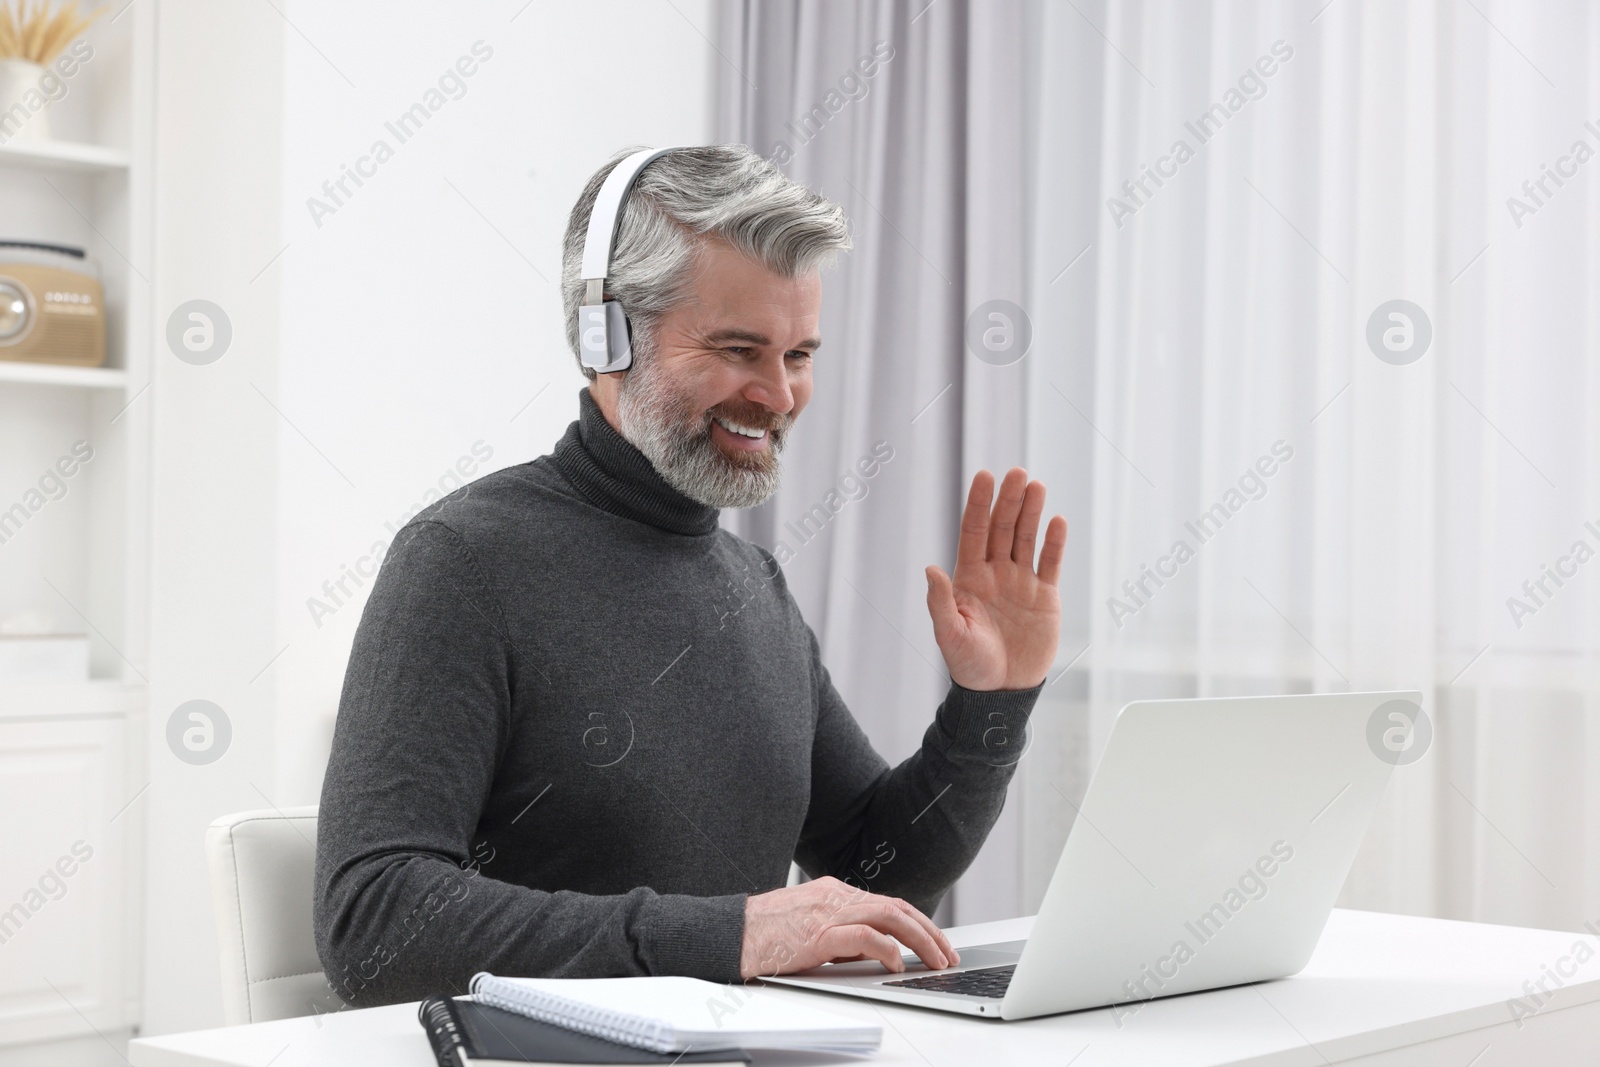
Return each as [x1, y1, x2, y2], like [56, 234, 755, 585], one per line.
[580, 146, 685, 286]
[576, 146, 685, 374]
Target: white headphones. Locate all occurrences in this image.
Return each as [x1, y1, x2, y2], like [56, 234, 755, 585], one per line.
[577, 146, 685, 374]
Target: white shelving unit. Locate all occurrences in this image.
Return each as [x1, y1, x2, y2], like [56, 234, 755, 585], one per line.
[0, 361, 128, 389]
[0, 4, 153, 1055]
[0, 138, 130, 174]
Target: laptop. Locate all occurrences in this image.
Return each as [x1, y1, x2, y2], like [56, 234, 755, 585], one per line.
[765, 690, 1420, 1021]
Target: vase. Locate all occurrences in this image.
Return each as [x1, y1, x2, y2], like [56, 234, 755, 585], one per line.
[0, 58, 52, 143]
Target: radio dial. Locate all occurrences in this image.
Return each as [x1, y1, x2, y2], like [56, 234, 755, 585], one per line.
[0, 280, 31, 341]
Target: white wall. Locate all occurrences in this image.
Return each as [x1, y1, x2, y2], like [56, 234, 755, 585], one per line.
[270, 0, 717, 810]
[142, 0, 714, 1035]
[145, 0, 284, 1038]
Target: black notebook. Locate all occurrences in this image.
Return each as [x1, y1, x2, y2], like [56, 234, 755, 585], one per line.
[418, 996, 752, 1067]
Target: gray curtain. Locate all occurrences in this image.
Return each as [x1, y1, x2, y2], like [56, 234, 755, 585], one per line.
[715, 0, 1033, 924]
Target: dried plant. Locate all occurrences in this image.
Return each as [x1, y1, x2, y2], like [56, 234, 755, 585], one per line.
[0, 0, 100, 65]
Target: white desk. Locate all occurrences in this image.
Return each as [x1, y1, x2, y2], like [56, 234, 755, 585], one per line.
[130, 909, 1600, 1066]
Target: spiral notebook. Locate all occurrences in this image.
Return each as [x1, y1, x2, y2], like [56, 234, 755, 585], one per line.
[467, 974, 881, 1055]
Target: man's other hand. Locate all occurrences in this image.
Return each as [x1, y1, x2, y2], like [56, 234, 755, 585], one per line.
[739, 877, 960, 979]
[926, 467, 1067, 691]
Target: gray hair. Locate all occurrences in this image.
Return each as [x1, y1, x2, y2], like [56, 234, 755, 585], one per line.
[560, 145, 852, 381]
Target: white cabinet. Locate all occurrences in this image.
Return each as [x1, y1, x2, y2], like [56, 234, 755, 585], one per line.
[0, 685, 143, 1046]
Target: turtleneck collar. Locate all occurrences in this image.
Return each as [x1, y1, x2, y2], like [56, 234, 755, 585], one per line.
[551, 388, 720, 537]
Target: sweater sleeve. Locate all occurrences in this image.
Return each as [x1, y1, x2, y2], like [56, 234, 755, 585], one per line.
[793, 623, 1041, 916]
[313, 520, 746, 1007]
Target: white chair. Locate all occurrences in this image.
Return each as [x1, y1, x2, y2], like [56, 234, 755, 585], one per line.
[205, 806, 345, 1024]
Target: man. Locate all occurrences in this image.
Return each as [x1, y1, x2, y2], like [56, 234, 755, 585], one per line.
[314, 145, 1068, 1006]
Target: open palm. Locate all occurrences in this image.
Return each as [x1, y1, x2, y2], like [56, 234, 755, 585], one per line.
[926, 468, 1067, 691]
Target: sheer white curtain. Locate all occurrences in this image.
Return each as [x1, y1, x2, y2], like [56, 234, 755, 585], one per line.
[1023, 0, 1600, 930]
[716, 1, 1032, 922]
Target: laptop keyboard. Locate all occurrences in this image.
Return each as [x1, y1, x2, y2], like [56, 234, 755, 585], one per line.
[882, 964, 1015, 999]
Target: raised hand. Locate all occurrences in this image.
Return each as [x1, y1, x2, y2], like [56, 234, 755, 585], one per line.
[925, 468, 1067, 691]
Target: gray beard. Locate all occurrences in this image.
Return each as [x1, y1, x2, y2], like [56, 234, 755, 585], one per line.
[615, 349, 788, 510]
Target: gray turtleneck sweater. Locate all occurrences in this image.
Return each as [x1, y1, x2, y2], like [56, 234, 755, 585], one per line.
[313, 389, 1041, 1006]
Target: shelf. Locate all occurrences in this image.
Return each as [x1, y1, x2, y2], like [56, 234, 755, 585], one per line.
[0, 361, 128, 389]
[0, 679, 144, 719]
[0, 138, 131, 174]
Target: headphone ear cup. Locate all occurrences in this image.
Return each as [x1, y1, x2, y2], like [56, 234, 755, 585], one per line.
[605, 300, 633, 372]
[617, 310, 635, 365]
[578, 300, 633, 373]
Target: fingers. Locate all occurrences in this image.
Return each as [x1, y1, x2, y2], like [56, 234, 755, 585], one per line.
[1011, 480, 1047, 566]
[819, 925, 906, 974]
[1037, 515, 1068, 587]
[891, 896, 960, 968]
[826, 881, 957, 968]
[985, 468, 1029, 562]
[811, 880, 953, 968]
[832, 898, 950, 971]
[956, 470, 995, 567]
[740, 880, 961, 978]
[925, 566, 960, 647]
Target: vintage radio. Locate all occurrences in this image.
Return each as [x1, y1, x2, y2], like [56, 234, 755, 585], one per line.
[0, 241, 106, 367]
